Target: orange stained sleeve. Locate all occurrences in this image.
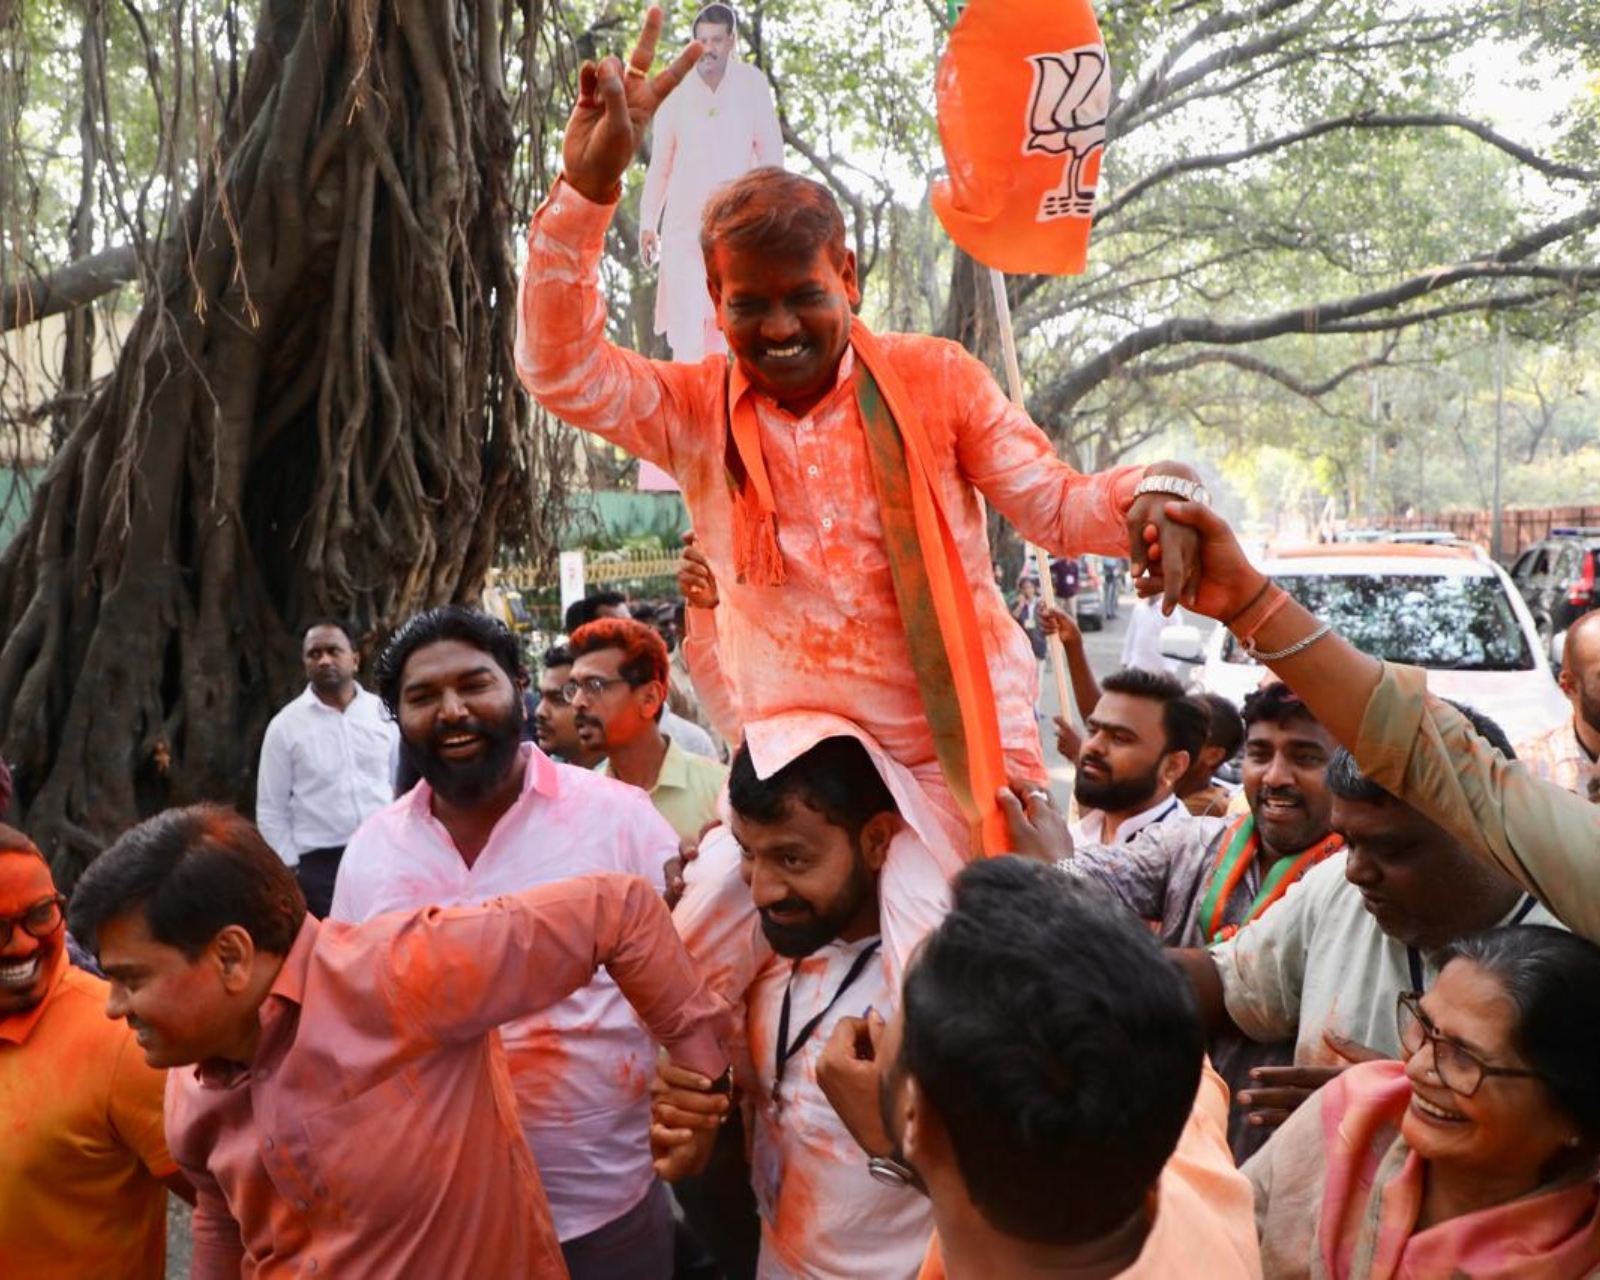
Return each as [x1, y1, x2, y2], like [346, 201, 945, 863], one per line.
[383, 871, 728, 1080]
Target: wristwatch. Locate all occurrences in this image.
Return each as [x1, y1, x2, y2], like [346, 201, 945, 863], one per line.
[1133, 474, 1211, 506]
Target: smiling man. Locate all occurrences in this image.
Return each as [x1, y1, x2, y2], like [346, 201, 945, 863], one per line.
[1069, 668, 1206, 847]
[255, 619, 398, 916]
[330, 607, 690, 1278]
[1170, 711, 1562, 1136]
[0, 826, 187, 1278]
[1065, 681, 1344, 1160]
[517, 10, 1207, 863]
[70, 803, 724, 1278]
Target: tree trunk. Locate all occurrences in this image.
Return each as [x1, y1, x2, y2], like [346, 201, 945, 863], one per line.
[0, 0, 542, 886]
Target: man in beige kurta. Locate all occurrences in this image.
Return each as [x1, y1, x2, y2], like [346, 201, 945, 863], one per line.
[639, 4, 783, 362]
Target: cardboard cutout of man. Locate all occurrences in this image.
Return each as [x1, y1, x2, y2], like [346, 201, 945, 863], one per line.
[639, 3, 782, 362]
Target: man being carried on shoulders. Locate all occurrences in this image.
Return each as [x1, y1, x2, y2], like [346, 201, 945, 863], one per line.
[516, 9, 1206, 861]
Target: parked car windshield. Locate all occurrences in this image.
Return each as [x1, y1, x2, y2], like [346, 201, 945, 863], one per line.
[1222, 572, 1534, 671]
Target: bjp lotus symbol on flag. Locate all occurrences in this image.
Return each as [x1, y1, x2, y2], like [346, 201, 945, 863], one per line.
[933, 0, 1109, 275]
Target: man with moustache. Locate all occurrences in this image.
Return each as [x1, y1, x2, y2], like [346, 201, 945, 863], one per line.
[0, 825, 190, 1277]
[1069, 668, 1207, 848]
[1064, 681, 1344, 1160]
[651, 733, 937, 1279]
[532, 643, 605, 768]
[1170, 715, 1560, 1134]
[1521, 609, 1600, 799]
[330, 606, 686, 1278]
[568, 617, 728, 843]
[256, 620, 398, 916]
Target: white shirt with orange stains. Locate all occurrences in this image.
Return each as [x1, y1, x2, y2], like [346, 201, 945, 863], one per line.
[677, 828, 934, 1280]
[329, 744, 679, 1240]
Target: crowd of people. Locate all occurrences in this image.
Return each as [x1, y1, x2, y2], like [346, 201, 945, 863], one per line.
[6, 8, 1600, 1279]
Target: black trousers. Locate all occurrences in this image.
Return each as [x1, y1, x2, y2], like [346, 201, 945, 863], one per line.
[294, 846, 344, 919]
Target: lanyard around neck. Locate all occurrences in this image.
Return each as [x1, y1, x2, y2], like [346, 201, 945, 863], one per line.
[772, 940, 882, 1103]
[1406, 894, 1537, 992]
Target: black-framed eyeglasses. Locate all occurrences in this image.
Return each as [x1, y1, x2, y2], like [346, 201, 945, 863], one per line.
[1396, 990, 1543, 1098]
[0, 894, 66, 949]
[560, 675, 631, 701]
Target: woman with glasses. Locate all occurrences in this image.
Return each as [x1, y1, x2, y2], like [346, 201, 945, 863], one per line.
[1246, 924, 1600, 1277]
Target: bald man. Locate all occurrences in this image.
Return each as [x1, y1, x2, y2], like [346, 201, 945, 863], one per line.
[1520, 610, 1600, 802]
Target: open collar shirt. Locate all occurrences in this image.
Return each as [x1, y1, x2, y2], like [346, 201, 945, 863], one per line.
[516, 182, 1144, 786]
[171, 873, 724, 1278]
[1070, 793, 1185, 849]
[329, 744, 680, 1241]
[673, 712, 953, 1279]
[1211, 852, 1558, 1068]
[255, 685, 398, 865]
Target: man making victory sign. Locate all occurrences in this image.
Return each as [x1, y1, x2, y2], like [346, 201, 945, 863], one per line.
[517, 8, 1206, 856]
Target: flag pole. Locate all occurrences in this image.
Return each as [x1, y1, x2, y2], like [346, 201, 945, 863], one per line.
[987, 265, 1076, 728]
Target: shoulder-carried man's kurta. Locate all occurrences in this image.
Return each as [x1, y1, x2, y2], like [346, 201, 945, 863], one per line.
[517, 181, 1145, 849]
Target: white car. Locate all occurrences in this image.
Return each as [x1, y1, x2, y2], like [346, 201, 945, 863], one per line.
[1162, 543, 1569, 749]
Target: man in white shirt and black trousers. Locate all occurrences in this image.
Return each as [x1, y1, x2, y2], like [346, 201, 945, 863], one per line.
[255, 620, 397, 916]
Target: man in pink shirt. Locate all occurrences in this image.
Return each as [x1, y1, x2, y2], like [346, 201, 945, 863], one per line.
[517, 12, 1207, 858]
[68, 802, 726, 1279]
[330, 606, 688, 1277]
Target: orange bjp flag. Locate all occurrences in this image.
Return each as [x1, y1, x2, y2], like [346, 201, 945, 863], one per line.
[932, 0, 1109, 276]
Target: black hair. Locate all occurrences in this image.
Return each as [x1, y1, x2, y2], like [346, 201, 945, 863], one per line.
[1239, 681, 1315, 732]
[374, 606, 525, 719]
[541, 644, 575, 672]
[693, 3, 736, 35]
[1443, 926, 1600, 1146]
[301, 618, 356, 648]
[1197, 692, 1245, 760]
[1098, 667, 1208, 762]
[563, 591, 628, 635]
[67, 804, 305, 959]
[728, 737, 897, 841]
[1328, 700, 1513, 803]
[899, 858, 1203, 1246]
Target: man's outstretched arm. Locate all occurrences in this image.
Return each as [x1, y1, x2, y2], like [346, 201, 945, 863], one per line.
[1158, 500, 1600, 941]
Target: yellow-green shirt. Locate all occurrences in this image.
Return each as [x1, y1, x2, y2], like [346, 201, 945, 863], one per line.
[601, 736, 729, 843]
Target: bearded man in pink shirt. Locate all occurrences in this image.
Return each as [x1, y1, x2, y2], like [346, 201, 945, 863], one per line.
[517, 11, 1208, 861]
[69, 803, 727, 1279]
[330, 605, 692, 1278]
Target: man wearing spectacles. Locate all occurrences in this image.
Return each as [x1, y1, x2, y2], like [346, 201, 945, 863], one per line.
[0, 825, 193, 1275]
[330, 606, 692, 1278]
[569, 618, 728, 845]
[533, 643, 606, 769]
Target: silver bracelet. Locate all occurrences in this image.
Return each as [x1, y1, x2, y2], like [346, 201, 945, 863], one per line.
[1243, 622, 1333, 663]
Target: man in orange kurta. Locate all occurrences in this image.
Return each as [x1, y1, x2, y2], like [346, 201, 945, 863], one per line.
[518, 13, 1207, 857]
[0, 828, 184, 1279]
